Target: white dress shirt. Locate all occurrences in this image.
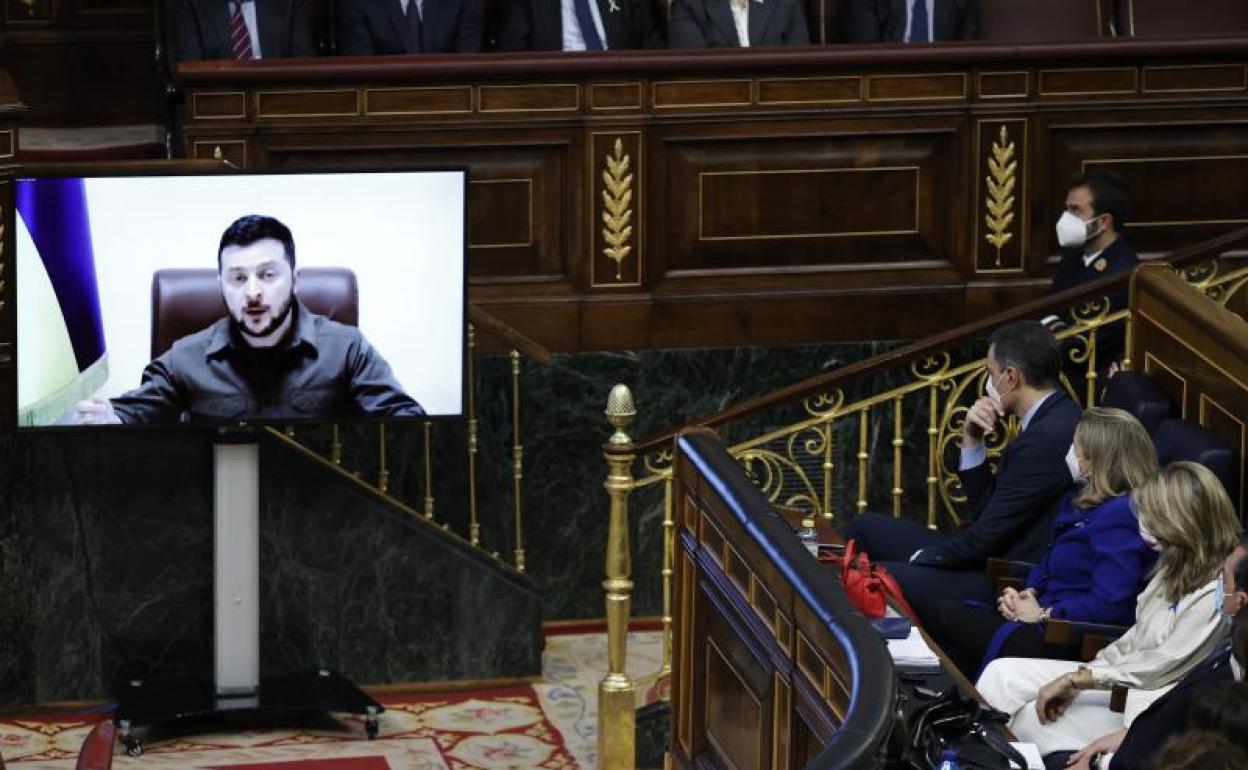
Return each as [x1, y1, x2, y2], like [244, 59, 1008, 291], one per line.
[399, 0, 424, 16]
[561, 0, 609, 50]
[235, 0, 263, 58]
[902, 0, 935, 42]
[730, 0, 750, 47]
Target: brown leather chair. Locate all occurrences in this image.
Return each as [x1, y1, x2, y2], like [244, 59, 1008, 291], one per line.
[150, 267, 359, 359]
[75, 721, 116, 770]
[1118, 0, 1248, 37]
[981, 0, 1108, 42]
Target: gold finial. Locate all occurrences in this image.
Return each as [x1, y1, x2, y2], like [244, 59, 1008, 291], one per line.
[213, 145, 224, 161]
[605, 384, 636, 446]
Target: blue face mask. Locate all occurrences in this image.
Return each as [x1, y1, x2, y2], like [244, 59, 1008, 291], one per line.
[1216, 578, 1230, 627]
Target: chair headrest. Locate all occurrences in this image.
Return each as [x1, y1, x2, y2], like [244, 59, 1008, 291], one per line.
[1154, 419, 1241, 507]
[150, 267, 359, 359]
[1101, 371, 1175, 435]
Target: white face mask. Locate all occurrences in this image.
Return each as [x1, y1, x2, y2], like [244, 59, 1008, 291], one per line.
[1232, 656, 1243, 682]
[1138, 519, 1163, 552]
[986, 370, 1011, 403]
[1065, 444, 1088, 484]
[1056, 211, 1103, 249]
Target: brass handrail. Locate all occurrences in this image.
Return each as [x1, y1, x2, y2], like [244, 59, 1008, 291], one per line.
[624, 224, 1248, 458]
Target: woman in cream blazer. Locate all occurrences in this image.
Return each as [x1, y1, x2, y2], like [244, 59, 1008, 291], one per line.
[976, 461, 1241, 756]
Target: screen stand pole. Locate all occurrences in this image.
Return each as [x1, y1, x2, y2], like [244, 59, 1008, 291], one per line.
[214, 441, 261, 701]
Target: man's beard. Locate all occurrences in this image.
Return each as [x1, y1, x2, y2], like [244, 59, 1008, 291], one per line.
[235, 294, 295, 339]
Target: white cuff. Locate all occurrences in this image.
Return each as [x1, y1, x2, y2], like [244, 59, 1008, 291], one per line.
[909, 549, 924, 563]
[1040, 314, 1060, 327]
[959, 445, 987, 471]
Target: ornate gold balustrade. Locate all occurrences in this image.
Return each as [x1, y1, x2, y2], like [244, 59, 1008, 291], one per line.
[594, 225, 1248, 768]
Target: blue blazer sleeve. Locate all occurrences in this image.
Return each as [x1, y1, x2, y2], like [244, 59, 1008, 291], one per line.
[915, 436, 1071, 568]
[1048, 496, 1151, 625]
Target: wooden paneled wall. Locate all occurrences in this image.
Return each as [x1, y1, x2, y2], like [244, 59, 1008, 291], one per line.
[174, 41, 1248, 351]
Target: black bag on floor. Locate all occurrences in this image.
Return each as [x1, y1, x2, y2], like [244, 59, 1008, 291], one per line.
[891, 687, 1029, 770]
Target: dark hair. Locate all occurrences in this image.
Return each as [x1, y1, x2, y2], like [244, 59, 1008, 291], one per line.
[217, 215, 296, 271]
[1069, 171, 1131, 230]
[1236, 548, 1248, 594]
[1189, 684, 1248, 749]
[1234, 605, 1248, 673]
[987, 320, 1061, 390]
[1154, 730, 1248, 770]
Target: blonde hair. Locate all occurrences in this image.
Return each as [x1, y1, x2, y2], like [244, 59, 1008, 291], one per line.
[1072, 407, 1158, 509]
[1135, 462, 1242, 604]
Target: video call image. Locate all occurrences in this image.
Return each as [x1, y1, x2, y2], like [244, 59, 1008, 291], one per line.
[15, 171, 466, 427]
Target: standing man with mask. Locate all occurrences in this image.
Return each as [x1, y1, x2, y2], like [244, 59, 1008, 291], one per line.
[1043, 172, 1138, 373]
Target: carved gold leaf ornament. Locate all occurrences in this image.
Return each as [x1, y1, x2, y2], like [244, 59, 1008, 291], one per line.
[600, 138, 634, 281]
[984, 125, 1017, 267]
[20, 0, 35, 16]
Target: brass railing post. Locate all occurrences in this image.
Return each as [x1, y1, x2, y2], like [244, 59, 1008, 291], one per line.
[821, 422, 835, 520]
[331, 424, 343, 466]
[423, 420, 434, 519]
[510, 350, 525, 572]
[857, 410, 869, 514]
[661, 473, 674, 679]
[378, 422, 389, 494]
[600, 383, 637, 770]
[467, 323, 480, 545]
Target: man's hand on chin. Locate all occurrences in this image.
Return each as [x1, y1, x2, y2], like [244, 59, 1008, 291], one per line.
[73, 398, 122, 425]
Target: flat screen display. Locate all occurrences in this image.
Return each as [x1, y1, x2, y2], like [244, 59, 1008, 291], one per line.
[15, 170, 466, 427]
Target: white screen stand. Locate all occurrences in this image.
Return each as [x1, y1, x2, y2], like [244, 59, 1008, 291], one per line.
[214, 441, 261, 700]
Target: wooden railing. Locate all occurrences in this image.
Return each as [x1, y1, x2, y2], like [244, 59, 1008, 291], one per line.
[593, 224, 1248, 767]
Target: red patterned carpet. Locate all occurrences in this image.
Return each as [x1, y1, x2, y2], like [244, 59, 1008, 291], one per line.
[0, 687, 578, 770]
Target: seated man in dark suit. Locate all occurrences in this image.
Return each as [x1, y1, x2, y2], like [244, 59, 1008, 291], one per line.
[842, 321, 1081, 623]
[339, 0, 482, 54]
[844, 0, 980, 42]
[496, 0, 664, 51]
[1043, 171, 1138, 373]
[1061, 540, 1248, 770]
[172, 0, 315, 60]
[669, 0, 809, 48]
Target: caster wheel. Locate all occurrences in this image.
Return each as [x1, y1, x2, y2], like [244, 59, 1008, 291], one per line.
[123, 736, 144, 756]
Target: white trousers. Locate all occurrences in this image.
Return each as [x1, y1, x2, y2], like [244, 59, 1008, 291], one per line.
[977, 657, 1125, 755]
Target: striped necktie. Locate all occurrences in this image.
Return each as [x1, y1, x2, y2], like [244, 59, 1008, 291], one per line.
[229, 0, 254, 60]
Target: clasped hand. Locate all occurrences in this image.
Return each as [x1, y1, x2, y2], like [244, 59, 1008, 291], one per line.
[997, 587, 1043, 623]
[962, 396, 1004, 446]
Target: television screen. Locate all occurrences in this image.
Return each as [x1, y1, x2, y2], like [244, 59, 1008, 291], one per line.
[14, 170, 466, 427]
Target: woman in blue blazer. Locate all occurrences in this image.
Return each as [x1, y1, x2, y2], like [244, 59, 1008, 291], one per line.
[928, 407, 1159, 679]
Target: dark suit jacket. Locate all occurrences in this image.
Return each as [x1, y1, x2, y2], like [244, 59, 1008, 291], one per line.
[669, 0, 809, 48]
[1110, 642, 1235, 770]
[172, 0, 315, 60]
[339, 0, 481, 54]
[1048, 236, 1138, 368]
[496, 0, 664, 50]
[843, 0, 980, 42]
[912, 390, 1081, 568]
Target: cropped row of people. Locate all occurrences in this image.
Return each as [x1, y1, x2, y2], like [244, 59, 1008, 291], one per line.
[170, 0, 982, 60]
[840, 318, 1243, 770]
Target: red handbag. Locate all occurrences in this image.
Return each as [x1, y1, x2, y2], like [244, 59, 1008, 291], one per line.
[819, 539, 919, 622]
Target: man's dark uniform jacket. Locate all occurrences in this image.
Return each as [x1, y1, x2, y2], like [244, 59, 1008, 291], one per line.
[339, 0, 481, 54]
[112, 301, 424, 423]
[1110, 641, 1236, 770]
[496, 0, 664, 51]
[1047, 235, 1138, 369]
[172, 0, 315, 60]
[669, 0, 810, 48]
[912, 390, 1083, 568]
[844, 0, 981, 42]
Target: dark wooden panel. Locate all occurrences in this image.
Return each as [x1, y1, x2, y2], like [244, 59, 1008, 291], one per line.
[660, 124, 960, 272]
[193, 92, 248, 119]
[479, 84, 579, 113]
[867, 73, 966, 102]
[1142, 64, 1248, 94]
[3, 0, 55, 23]
[256, 89, 360, 118]
[705, 637, 766, 770]
[1, 37, 161, 126]
[757, 77, 861, 106]
[364, 86, 472, 115]
[589, 83, 643, 111]
[1039, 67, 1137, 96]
[0, 130, 13, 159]
[654, 80, 752, 109]
[977, 71, 1029, 100]
[469, 179, 533, 249]
[191, 138, 247, 166]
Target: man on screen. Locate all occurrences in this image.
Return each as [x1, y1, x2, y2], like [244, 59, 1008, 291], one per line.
[74, 215, 424, 424]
